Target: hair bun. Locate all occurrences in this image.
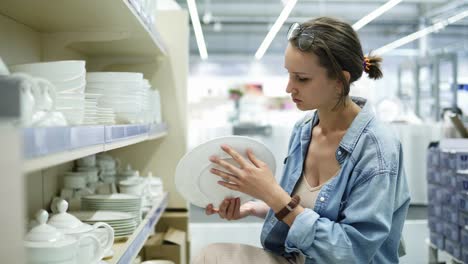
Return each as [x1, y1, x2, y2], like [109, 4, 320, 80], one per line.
[363, 55, 383, 80]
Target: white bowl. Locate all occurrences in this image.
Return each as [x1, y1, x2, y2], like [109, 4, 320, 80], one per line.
[86, 79, 141, 87]
[53, 74, 86, 92]
[86, 72, 143, 82]
[10, 60, 85, 80]
[56, 98, 85, 106]
[57, 93, 85, 99]
[56, 83, 86, 94]
[64, 175, 87, 189]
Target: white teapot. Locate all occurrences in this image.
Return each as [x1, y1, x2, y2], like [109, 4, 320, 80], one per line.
[10, 73, 36, 126]
[32, 77, 56, 112]
[48, 200, 113, 264]
[25, 210, 101, 264]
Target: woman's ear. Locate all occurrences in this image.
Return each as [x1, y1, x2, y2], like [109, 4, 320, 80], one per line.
[335, 71, 351, 91]
[342, 71, 351, 83]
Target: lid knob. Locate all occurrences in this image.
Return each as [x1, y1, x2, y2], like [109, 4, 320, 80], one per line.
[36, 209, 48, 225]
[57, 199, 68, 214]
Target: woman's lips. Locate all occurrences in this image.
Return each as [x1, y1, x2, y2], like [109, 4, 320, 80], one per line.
[292, 98, 302, 103]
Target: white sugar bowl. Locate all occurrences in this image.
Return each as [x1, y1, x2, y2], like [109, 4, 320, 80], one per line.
[24, 210, 98, 264]
[48, 200, 113, 264]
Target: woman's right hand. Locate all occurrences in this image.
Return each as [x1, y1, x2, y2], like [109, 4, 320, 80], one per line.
[205, 198, 256, 220]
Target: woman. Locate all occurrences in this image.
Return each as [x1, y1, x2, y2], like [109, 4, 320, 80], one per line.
[193, 17, 411, 264]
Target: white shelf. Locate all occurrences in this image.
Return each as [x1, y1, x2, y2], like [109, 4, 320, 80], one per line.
[108, 192, 168, 264]
[0, 0, 167, 57]
[23, 123, 167, 173]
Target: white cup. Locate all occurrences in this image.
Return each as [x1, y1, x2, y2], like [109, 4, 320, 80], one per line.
[76, 155, 96, 167]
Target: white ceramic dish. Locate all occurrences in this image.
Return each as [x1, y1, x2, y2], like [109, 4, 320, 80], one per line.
[82, 194, 139, 200]
[69, 211, 133, 222]
[175, 136, 276, 208]
[54, 76, 86, 92]
[86, 72, 143, 82]
[10, 60, 85, 81]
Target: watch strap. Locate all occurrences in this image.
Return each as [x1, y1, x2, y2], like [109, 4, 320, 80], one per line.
[274, 195, 301, 221]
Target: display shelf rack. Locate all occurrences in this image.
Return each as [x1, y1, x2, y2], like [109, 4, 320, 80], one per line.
[0, 0, 167, 58]
[108, 192, 168, 264]
[23, 122, 167, 173]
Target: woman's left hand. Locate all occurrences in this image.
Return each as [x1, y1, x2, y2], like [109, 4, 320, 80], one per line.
[209, 144, 280, 202]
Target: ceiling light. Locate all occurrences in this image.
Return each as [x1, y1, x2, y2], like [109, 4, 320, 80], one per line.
[375, 9, 468, 55]
[187, 0, 208, 59]
[255, 0, 297, 60]
[353, 0, 403, 31]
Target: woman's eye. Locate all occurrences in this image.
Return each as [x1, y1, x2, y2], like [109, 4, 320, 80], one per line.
[296, 76, 308, 82]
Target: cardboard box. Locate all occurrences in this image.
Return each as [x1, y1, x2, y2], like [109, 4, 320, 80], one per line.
[144, 228, 186, 264]
[155, 211, 189, 234]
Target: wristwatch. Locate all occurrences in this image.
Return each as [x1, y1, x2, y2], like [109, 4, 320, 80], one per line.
[274, 195, 301, 221]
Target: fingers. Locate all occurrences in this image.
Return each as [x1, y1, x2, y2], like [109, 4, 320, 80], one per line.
[227, 198, 235, 218]
[221, 198, 241, 220]
[246, 148, 265, 168]
[221, 144, 249, 168]
[205, 204, 219, 215]
[207, 198, 243, 220]
[233, 197, 240, 219]
[218, 199, 230, 219]
[210, 168, 241, 185]
[210, 156, 243, 176]
[217, 180, 240, 191]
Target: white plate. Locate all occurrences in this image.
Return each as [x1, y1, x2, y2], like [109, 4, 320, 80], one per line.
[82, 194, 140, 200]
[175, 136, 276, 208]
[70, 211, 134, 222]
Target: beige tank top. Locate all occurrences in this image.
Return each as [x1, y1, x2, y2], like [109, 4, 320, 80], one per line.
[292, 173, 335, 209]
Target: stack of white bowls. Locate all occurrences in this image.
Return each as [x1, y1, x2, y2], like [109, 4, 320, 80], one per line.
[10, 61, 86, 125]
[86, 72, 146, 124]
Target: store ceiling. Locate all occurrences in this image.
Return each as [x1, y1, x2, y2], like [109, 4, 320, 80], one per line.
[175, 0, 468, 58]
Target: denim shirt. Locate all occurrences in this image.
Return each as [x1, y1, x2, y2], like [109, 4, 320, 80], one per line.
[260, 97, 411, 264]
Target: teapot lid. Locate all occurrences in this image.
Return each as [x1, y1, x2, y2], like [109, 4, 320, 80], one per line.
[48, 200, 92, 234]
[25, 210, 63, 242]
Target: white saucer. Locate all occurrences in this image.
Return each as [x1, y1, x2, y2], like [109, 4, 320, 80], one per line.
[175, 136, 276, 208]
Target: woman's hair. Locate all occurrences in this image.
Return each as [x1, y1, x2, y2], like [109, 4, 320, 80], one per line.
[289, 17, 383, 105]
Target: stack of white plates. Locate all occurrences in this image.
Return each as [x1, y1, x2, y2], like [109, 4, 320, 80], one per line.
[70, 210, 137, 238]
[81, 194, 142, 225]
[83, 93, 101, 125]
[10, 61, 86, 125]
[86, 72, 146, 124]
[96, 107, 116, 124]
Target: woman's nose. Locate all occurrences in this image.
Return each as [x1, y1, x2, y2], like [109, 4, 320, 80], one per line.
[286, 80, 293, 94]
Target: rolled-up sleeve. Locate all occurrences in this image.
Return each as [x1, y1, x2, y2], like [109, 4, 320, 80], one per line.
[284, 170, 400, 263]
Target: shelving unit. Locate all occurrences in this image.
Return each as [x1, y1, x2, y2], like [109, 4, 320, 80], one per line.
[109, 192, 168, 264]
[427, 239, 466, 264]
[0, 1, 189, 263]
[0, 0, 167, 58]
[23, 123, 168, 173]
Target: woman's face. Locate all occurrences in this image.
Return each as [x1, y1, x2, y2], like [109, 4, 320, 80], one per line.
[284, 43, 340, 111]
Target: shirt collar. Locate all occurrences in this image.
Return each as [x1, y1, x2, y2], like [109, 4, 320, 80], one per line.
[302, 96, 374, 154]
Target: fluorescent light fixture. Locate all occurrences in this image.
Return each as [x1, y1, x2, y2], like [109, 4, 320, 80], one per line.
[187, 0, 208, 59]
[375, 9, 468, 55]
[353, 0, 403, 31]
[255, 0, 297, 60]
